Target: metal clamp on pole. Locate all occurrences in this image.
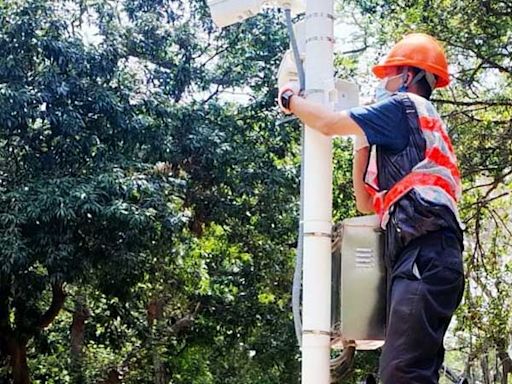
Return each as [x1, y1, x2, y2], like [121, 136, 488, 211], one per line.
[303, 221, 332, 238]
[303, 329, 332, 337]
[304, 11, 335, 20]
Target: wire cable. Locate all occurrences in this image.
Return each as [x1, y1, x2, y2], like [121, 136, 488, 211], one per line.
[284, 7, 305, 347]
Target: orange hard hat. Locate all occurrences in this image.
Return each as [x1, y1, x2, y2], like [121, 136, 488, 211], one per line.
[372, 33, 450, 88]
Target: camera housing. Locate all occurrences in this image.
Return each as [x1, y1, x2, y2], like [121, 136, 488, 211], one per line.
[207, 0, 262, 28]
[207, 0, 305, 28]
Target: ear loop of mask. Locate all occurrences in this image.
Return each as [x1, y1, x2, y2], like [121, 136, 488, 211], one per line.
[411, 70, 437, 92]
[397, 67, 410, 92]
[400, 68, 437, 93]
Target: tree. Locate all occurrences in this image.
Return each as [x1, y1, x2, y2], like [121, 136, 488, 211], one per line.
[1, 0, 302, 382]
[0, 1, 188, 381]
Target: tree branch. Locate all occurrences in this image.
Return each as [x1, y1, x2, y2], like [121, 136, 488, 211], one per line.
[169, 302, 201, 336]
[489, 208, 512, 238]
[464, 168, 512, 192]
[497, 350, 512, 378]
[447, 39, 512, 75]
[340, 45, 368, 55]
[460, 113, 511, 125]
[37, 283, 67, 329]
[126, 47, 176, 72]
[432, 98, 512, 107]
[467, 191, 511, 208]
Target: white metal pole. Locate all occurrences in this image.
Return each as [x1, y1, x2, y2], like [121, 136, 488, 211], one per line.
[301, 0, 334, 383]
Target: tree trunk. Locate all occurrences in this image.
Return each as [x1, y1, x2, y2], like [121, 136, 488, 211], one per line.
[7, 338, 29, 384]
[153, 351, 167, 384]
[70, 298, 90, 384]
[4, 283, 66, 384]
[97, 369, 122, 384]
[498, 350, 512, 384]
[0, 283, 11, 366]
[147, 298, 168, 384]
[481, 354, 491, 384]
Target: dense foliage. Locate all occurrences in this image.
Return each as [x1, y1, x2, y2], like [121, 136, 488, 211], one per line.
[0, 0, 301, 383]
[0, 0, 510, 383]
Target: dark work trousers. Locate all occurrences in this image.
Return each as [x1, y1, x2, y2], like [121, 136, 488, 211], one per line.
[379, 230, 464, 384]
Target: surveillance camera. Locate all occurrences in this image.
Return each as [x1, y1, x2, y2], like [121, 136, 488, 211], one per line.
[207, 0, 305, 28]
[207, 0, 264, 28]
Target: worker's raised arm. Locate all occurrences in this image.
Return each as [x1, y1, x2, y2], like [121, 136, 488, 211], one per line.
[288, 96, 364, 137]
[279, 84, 365, 137]
[352, 146, 374, 214]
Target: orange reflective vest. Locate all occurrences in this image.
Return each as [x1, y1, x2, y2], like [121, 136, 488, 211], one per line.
[364, 93, 462, 230]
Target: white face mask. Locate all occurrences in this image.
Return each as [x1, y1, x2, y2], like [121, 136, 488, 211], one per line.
[375, 78, 392, 102]
[374, 73, 407, 102]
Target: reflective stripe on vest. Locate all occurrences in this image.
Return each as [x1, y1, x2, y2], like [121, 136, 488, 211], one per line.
[364, 93, 462, 228]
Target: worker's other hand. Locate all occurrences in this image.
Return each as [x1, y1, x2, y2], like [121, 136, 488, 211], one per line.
[277, 50, 301, 89]
[278, 81, 300, 115]
[354, 134, 369, 153]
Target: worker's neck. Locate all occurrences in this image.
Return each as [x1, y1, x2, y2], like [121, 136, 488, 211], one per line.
[407, 86, 429, 100]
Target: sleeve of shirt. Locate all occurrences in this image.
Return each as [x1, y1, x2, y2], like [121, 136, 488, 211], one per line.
[348, 95, 409, 153]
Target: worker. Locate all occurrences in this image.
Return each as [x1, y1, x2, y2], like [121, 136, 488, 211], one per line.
[278, 33, 464, 383]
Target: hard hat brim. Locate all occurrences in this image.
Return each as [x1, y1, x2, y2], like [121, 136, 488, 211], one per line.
[372, 60, 450, 88]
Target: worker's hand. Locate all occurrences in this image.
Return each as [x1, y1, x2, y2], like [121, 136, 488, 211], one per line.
[278, 81, 300, 115]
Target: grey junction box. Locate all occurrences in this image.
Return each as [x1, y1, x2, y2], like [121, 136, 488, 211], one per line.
[331, 215, 387, 350]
